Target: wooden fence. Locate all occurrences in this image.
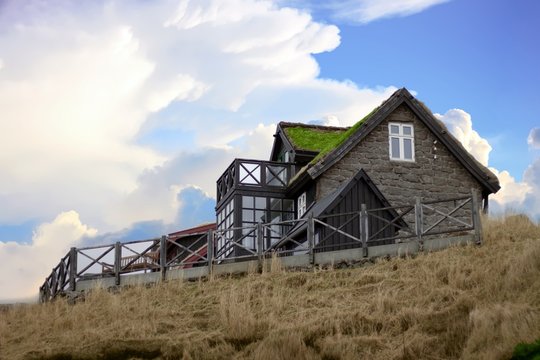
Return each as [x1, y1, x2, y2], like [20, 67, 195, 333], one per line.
[39, 192, 482, 303]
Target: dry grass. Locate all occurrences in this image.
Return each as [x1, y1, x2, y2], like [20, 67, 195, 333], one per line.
[1, 215, 539, 360]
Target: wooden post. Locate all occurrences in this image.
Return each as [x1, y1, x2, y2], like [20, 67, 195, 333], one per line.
[50, 269, 58, 298]
[307, 213, 315, 264]
[207, 230, 214, 274]
[257, 222, 264, 270]
[43, 280, 51, 303]
[114, 242, 121, 286]
[38, 286, 44, 304]
[360, 204, 368, 257]
[69, 247, 77, 291]
[471, 189, 483, 245]
[160, 236, 167, 281]
[415, 197, 424, 251]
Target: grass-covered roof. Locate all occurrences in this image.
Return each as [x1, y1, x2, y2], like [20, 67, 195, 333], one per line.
[283, 108, 378, 164]
[284, 126, 346, 153]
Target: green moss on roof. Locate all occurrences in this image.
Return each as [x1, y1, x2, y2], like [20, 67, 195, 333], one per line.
[284, 108, 379, 182]
[312, 108, 378, 163]
[308, 107, 379, 165]
[284, 127, 347, 153]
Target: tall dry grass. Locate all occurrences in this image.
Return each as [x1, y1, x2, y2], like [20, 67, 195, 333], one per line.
[1, 215, 539, 360]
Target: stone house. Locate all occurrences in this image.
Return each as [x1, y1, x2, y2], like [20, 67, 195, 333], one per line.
[214, 88, 500, 257]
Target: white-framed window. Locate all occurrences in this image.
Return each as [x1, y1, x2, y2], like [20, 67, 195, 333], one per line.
[297, 192, 307, 218]
[389, 123, 415, 162]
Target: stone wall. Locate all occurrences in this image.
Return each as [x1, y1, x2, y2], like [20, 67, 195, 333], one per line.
[317, 104, 483, 223]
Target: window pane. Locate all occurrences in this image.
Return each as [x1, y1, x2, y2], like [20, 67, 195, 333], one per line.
[404, 138, 413, 159]
[255, 210, 266, 221]
[270, 198, 281, 211]
[242, 210, 254, 222]
[242, 196, 253, 208]
[270, 211, 282, 222]
[255, 197, 266, 209]
[283, 199, 294, 211]
[390, 125, 400, 134]
[391, 137, 400, 158]
[403, 126, 412, 136]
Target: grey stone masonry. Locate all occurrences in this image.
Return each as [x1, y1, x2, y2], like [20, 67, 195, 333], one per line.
[317, 103, 483, 208]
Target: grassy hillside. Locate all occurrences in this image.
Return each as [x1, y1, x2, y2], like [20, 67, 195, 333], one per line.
[1, 215, 539, 360]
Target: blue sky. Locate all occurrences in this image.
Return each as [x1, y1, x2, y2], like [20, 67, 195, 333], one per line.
[0, 0, 538, 301]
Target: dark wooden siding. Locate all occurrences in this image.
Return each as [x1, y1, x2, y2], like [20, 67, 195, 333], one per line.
[315, 177, 397, 252]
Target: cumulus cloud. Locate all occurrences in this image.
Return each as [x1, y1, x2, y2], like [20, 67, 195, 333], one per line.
[0, 211, 96, 301]
[489, 159, 540, 220]
[528, 127, 540, 149]
[489, 168, 531, 209]
[0, 0, 368, 231]
[522, 158, 540, 216]
[435, 109, 492, 166]
[308, 115, 341, 126]
[280, 0, 448, 24]
[81, 186, 215, 247]
[434, 108, 539, 220]
[174, 186, 216, 229]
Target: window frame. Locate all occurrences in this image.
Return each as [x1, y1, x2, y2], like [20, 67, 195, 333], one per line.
[388, 122, 415, 162]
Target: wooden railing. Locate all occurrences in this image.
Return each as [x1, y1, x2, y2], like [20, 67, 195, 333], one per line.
[39, 191, 482, 302]
[216, 159, 293, 207]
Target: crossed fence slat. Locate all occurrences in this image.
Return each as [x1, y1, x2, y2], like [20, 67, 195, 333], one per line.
[262, 218, 307, 255]
[214, 225, 258, 259]
[421, 198, 472, 234]
[120, 240, 160, 272]
[166, 233, 208, 267]
[366, 205, 414, 241]
[314, 214, 362, 249]
[77, 245, 115, 276]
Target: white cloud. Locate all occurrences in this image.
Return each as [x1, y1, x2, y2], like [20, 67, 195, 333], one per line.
[0, 0, 349, 230]
[344, 0, 450, 23]
[434, 108, 539, 220]
[489, 159, 540, 220]
[0, 211, 96, 301]
[435, 109, 492, 166]
[528, 127, 540, 149]
[279, 0, 448, 24]
[489, 168, 531, 209]
[0, 19, 167, 227]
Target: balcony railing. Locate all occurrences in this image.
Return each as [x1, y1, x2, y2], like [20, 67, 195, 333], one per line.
[216, 159, 293, 206]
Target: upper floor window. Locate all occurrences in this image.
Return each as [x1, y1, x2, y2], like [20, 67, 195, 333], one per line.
[297, 192, 307, 218]
[389, 123, 415, 162]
